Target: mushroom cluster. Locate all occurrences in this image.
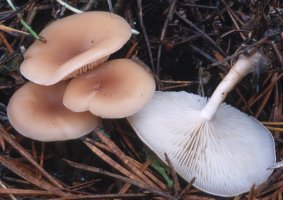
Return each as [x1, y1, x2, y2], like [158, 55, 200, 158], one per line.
[7, 11, 156, 141]
[128, 52, 276, 196]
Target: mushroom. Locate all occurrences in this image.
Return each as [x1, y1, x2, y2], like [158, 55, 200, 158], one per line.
[20, 11, 132, 85]
[127, 52, 276, 196]
[7, 81, 100, 141]
[63, 59, 156, 118]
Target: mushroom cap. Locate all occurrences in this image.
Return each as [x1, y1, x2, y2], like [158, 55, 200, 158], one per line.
[20, 11, 132, 85]
[63, 59, 156, 118]
[7, 81, 100, 141]
[128, 91, 275, 197]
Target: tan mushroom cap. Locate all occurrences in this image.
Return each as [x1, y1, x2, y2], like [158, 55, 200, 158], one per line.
[20, 11, 132, 85]
[63, 59, 156, 118]
[7, 81, 100, 141]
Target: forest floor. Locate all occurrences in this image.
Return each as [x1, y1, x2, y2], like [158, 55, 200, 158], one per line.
[0, 0, 282, 199]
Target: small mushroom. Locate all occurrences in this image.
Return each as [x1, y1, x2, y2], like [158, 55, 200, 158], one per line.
[20, 11, 132, 85]
[63, 59, 156, 118]
[128, 52, 276, 196]
[7, 81, 100, 141]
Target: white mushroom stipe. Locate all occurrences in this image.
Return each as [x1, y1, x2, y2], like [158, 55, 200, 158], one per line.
[201, 52, 264, 120]
[128, 53, 276, 197]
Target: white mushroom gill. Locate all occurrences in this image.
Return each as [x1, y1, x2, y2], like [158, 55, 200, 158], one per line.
[128, 53, 276, 197]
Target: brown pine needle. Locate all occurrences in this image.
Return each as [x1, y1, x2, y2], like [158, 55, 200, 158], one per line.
[64, 159, 178, 200]
[0, 124, 64, 189]
[95, 130, 160, 189]
[83, 141, 140, 181]
[0, 155, 68, 197]
[0, 24, 30, 35]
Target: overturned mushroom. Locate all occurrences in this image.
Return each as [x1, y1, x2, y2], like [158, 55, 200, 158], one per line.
[20, 11, 132, 85]
[63, 59, 156, 118]
[128, 52, 276, 196]
[7, 81, 100, 141]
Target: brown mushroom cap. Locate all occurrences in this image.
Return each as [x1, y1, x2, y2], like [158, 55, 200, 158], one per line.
[63, 59, 156, 118]
[7, 81, 100, 141]
[20, 11, 132, 85]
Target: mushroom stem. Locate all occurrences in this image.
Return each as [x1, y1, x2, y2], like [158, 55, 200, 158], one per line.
[200, 52, 262, 121]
